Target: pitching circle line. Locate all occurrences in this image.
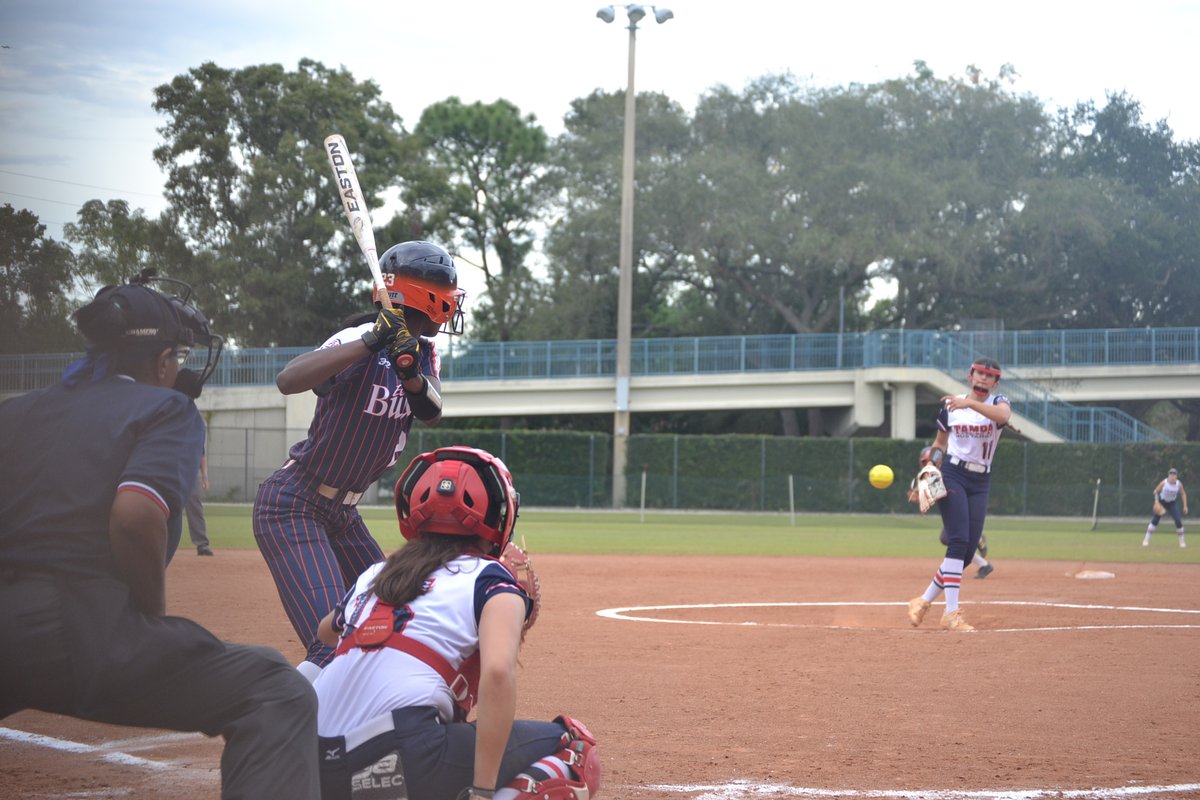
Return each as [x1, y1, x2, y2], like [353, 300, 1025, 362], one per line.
[595, 600, 1200, 632]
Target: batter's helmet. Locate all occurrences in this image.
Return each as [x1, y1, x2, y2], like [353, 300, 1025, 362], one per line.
[377, 241, 466, 334]
[394, 446, 519, 553]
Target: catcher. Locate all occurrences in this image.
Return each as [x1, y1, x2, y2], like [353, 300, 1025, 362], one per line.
[311, 446, 599, 800]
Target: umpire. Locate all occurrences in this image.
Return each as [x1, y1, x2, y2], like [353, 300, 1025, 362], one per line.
[0, 276, 319, 799]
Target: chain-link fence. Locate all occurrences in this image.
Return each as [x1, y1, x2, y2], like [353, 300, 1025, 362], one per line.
[206, 426, 1198, 517]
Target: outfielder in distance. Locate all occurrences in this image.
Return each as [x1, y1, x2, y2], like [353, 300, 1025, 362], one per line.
[253, 240, 466, 681]
[907, 357, 1011, 632]
[1144, 467, 1188, 548]
[311, 446, 599, 800]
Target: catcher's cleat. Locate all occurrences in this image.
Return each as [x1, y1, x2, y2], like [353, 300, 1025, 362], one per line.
[975, 563, 994, 579]
[978, 534, 988, 558]
[941, 609, 975, 631]
[907, 597, 931, 627]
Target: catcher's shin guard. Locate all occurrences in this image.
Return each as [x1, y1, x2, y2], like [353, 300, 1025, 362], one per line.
[504, 715, 601, 799]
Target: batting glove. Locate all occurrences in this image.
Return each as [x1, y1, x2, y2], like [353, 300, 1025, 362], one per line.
[361, 307, 411, 353]
[386, 332, 421, 381]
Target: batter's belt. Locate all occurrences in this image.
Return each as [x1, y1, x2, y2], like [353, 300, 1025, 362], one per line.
[282, 459, 364, 506]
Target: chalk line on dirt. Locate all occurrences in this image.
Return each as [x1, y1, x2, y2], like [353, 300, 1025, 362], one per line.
[597, 600, 1200, 632]
[640, 780, 1200, 799]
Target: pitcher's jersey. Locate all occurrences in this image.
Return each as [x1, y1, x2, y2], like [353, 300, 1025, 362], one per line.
[936, 393, 1009, 468]
[313, 554, 530, 735]
[1159, 479, 1183, 503]
[286, 323, 440, 492]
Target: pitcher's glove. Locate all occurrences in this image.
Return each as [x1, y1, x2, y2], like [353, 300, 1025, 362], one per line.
[908, 464, 947, 515]
[1153, 500, 1166, 516]
[500, 541, 541, 632]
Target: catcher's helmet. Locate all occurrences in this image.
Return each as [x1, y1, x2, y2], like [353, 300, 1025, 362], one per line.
[395, 446, 519, 553]
[377, 241, 466, 334]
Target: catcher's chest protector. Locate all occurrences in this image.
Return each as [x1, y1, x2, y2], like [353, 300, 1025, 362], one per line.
[334, 600, 480, 720]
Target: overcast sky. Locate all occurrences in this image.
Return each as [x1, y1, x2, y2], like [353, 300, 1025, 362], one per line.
[2, 0, 1198, 301]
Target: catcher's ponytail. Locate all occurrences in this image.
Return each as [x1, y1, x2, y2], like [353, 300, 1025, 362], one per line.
[369, 534, 480, 607]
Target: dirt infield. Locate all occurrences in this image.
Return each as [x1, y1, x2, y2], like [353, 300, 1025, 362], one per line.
[2, 551, 1199, 799]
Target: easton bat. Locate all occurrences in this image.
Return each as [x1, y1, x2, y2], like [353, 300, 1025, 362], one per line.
[323, 134, 396, 309]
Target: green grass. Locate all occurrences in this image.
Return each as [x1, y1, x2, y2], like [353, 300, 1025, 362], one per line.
[195, 504, 1197, 564]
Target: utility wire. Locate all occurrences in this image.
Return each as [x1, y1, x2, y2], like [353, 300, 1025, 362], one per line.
[0, 169, 161, 199]
[0, 190, 86, 207]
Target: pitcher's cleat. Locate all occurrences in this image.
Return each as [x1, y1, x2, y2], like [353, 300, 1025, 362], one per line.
[907, 597, 931, 627]
[941, 609, 975, 631]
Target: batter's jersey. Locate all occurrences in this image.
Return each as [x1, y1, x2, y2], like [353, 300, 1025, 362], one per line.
[313, 555, 531, 735]
[1159, 478, 1183, 503]
[0, 375, 204, 576]
[936, 393, 1009, 468]
[286, 323, 440, 492]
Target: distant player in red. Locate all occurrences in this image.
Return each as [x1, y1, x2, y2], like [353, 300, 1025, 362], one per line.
[253, 241, 465, 681]
[908, 357, 1010, 631]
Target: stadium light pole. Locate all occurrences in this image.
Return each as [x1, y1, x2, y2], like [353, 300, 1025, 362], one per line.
[596, 3, 673, 508]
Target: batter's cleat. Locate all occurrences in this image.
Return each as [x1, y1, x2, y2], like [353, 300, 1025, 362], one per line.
[941, 609, 975, 631]
[975, 563, 994, 579]
[197, 545, 214, 556]
[907, 597, 931, 627]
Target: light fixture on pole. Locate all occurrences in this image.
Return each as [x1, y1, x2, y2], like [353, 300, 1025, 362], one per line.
[596, 3, 673, 508]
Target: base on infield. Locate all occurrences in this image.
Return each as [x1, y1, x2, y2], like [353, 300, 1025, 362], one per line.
[1074, 569, 1116, 579]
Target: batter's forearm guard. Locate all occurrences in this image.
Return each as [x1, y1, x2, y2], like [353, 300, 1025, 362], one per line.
[407, 376, 442, 421]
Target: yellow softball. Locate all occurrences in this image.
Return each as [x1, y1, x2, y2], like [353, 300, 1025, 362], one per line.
[869, 464, 894, 489]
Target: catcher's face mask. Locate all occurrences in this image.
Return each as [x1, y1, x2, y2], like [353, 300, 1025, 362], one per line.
[968, 360, 1001, 397]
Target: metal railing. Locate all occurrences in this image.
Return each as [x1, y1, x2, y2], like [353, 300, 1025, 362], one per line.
[4, 327, 1194, 442]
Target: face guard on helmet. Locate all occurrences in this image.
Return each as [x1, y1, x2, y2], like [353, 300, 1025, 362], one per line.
[395, 446, 520, 554]
[128, 268, 225, 398]
[968, 357, 1001, 397]
[376, 240, 466, 334]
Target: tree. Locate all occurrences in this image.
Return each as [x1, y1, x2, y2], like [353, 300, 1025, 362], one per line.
[148, 59, 411, 345]
[532, 89, 691, 342]
[404, 98, 551, 341]
[64, 199, 187, 290]
[0, 205, 78, 353]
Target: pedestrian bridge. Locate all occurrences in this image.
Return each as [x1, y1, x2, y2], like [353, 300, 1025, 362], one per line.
[3, 327, 1197, 444]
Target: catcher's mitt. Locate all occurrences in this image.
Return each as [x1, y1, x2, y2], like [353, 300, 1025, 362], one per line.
[1153, 500, 1165, 516]
[499, 540, 541, 632]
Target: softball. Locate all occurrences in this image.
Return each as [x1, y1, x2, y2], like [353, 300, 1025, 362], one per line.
[869, 464, 894, 489]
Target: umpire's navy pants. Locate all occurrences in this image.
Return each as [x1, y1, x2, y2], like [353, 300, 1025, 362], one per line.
[0, 566, 320, 800]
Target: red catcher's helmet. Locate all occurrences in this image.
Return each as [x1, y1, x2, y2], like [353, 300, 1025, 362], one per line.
[395, 446, 519, 553]
[376, 240, 466, 334]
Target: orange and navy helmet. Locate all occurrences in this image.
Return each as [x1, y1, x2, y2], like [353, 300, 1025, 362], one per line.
[376, 241, 466, 334]
[395, 446, 519, 554]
